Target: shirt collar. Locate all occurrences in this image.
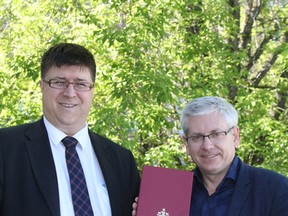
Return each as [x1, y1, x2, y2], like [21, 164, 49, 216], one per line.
[43, 116, 90, 149]
[225, 156, 239, 181]
[194, 156, 240, 184]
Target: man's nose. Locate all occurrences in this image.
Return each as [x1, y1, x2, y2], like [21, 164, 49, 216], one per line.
[63, 83, 77, 97]
[201, 136, 214, 149]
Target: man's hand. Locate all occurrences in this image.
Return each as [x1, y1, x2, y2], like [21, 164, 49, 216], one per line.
[132, 197, 138, 216]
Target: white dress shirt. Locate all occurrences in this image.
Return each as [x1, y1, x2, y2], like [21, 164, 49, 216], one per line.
[43, 117, 112, 216]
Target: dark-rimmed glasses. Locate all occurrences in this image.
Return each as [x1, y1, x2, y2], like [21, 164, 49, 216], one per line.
[186, 126, 235, 145]
[42, 79, 94, 92]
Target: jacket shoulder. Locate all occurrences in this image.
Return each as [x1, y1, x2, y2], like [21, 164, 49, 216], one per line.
[0, 120, 44, 144]
[240, 160, 288, 187]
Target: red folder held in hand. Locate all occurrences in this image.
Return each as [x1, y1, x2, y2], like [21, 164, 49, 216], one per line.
[137, 166, 193, 216]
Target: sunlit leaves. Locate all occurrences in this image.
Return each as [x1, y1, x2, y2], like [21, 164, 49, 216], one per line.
[0, 0, 287, 175]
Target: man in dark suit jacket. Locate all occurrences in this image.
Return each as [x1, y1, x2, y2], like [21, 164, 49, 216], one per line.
[0, 43, 140, 216]
[181, 96, 288, 216]
[132, 96, 288, 216]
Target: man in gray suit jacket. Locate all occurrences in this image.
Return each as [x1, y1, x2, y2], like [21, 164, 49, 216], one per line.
[0, 43, 140, 216]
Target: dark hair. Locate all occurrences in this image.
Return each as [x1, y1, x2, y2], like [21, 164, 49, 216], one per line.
[41, 43, 96, 82]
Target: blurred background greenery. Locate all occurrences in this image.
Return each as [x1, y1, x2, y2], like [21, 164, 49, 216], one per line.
[0, 0, 287, 175]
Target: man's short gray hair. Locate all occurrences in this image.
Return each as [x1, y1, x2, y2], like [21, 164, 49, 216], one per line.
[180, 96, 238, 136]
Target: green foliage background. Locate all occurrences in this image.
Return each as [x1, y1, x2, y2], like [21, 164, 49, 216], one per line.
[0, 0, 287, 175]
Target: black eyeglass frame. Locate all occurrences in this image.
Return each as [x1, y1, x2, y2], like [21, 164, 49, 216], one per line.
[185, 126, 235, 143]
[42, 79, 94, 92]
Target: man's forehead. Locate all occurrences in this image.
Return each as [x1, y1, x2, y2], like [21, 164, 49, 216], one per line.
[45, 65, 92, 79]
[187, 114, 228, 132]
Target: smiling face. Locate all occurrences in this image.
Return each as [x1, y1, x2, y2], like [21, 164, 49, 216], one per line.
[183, 112, 240, 178]
[40, 65, 94, 135]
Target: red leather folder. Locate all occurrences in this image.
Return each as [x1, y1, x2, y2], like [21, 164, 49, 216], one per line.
[137, 166, 193, 216]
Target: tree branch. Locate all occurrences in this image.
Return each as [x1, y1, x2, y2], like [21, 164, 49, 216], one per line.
[251, 31, 288, 87]
[240, 0, 263, 49]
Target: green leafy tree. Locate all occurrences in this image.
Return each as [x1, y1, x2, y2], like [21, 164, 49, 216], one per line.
[0, 0, 287, 175]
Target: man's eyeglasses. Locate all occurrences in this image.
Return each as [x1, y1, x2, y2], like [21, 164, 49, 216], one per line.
[186, 126, 235, 145]
[42, 79, 94, 92]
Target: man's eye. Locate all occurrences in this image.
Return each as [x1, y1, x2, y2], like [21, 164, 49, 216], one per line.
[210, 132, 223, 138]
[76, 83, 88, 87]
[53, 80, 66, 85]
[191, 135, 202, 141]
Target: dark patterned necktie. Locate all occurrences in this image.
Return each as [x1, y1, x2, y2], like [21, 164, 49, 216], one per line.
[62, 136, 94, 216]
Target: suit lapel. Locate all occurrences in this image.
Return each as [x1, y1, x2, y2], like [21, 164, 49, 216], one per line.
[89, 131, 122, 215]
[227, 161, 250, 216]
[25, 119, 60, 216]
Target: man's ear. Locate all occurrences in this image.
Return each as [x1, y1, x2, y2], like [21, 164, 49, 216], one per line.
[39, 80, 44, 92]
[233, 126, 240, 148]
[182, 136, 190, 155]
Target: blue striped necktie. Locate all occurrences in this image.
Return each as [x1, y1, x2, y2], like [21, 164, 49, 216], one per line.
[62, 136, 94, 216]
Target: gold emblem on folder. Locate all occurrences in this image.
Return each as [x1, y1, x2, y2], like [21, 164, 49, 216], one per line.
[157, 208, 169, 216]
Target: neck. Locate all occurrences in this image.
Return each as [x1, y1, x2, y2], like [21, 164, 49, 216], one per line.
[203, 177, 221, 195]
[201, 171, 228, 196]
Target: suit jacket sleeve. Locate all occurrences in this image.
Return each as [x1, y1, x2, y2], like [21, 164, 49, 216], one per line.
[89, 131, 141, 216]
[227, 159, 288, 216]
